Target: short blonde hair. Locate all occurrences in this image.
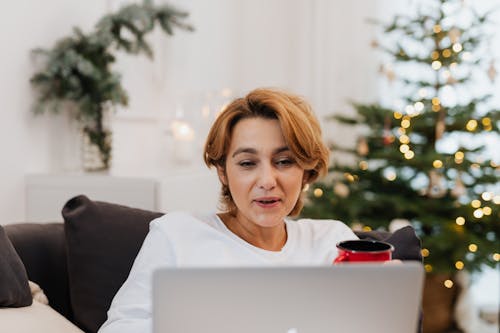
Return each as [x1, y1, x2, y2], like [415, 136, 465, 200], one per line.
[203, 88, 329, 216]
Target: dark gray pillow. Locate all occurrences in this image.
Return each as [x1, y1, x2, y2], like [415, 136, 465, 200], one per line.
[354, 226, 423, 262]
[0, 224, 32, 307]
[62, 195, 164, 333]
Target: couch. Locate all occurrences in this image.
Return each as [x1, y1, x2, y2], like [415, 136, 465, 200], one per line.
[0, 195, 422, 333]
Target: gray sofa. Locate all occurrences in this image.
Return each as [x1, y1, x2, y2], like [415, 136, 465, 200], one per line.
[1, 195, 422, 333]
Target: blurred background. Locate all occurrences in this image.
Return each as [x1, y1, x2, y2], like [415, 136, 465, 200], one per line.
[0, 1, 498, 332]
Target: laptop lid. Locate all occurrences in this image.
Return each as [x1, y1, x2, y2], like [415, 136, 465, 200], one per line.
[153, 262, 424, 333]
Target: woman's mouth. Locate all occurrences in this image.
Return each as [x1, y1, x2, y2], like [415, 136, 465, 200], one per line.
[254, 197, 281, 208]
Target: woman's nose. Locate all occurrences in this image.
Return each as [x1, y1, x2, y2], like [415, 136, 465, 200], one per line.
[257, 164, 277, 190]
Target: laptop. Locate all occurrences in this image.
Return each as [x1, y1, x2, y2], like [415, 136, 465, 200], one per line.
[153, 262, 424, 333]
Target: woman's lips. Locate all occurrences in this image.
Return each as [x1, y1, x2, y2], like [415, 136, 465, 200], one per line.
[254, 197, 281, 208]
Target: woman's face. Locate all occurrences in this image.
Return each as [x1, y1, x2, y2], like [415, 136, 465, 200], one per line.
[218, 117, 306, 229]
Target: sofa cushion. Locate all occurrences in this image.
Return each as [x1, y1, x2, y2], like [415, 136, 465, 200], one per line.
[0, 300, 84, 333]
[62, 195, 164, 333]
[354, 226, 423, 262]
[4, 223, 71, 318]
[0, 224, 32, 308]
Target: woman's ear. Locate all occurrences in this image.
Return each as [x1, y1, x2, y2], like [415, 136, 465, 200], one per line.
[216, 165, 227, 186]
[302, 171, 310, 187]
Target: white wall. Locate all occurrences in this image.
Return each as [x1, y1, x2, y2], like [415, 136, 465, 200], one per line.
[0, 1, 108, 223]
[1, 0, 498, 223]
[0, 0, 384, 223]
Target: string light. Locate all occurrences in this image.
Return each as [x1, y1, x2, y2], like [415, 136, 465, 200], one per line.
[493, 253, 500, 262]
[482, 207, 492, 215]
[468, 244, 478, 252]
[313, 188, 323, 198]
[431, 97, 441, 112]
[362, 226, 372, 232]
[471, 200, 481, 208]
[344, 173, 355, 182]
[473, 209, 484, 218]
[466, 119, 478, 131]
[424, 264, 433, 272]
[433, 25, 442, 33]
[414, 102, 424, 112]
[401, 119, 411, 128]
[393, 111, 403, 119]
[404, 151, 415, 159]
[455, 217, 465, 225]
[405, 105, 415, 114]
[399, 135, 410, 144]
[433, 160, 443, 168]
[452, 43, 463, 52]
[481, 117, 491, 126]
[455, 261, 464, 270]
[359, 161, 368, 170]
[454, 152, 464, 164]
[442, 49, 452, 57]
[481, 192, 493, 201]
[397, 127, 406, 135]
[444, 280, 454, 288]
[450, 62, 458, 69]
[493, 195, 500, 205]
[400, 144, 410, 153]
[421, 248, 430, 257]
[432, 61, 442, 70]
[385, 170, 397, 181]
[482, 117, 492, 131]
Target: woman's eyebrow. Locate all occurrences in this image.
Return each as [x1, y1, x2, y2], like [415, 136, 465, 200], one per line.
[232, 147, 257, 158]
[231, 146, 289, 158]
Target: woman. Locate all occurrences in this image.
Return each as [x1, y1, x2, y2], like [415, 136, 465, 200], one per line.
[98, 88, 357, 333]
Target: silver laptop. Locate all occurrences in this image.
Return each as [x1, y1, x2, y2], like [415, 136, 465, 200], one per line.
[153, 262, 423, 333]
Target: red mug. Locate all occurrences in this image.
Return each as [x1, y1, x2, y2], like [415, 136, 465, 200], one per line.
[334, 240, 394, 263]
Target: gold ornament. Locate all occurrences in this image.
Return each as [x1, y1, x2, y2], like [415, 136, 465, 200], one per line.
[333, 183, 350, 198]
[446, 75, 458, 85]
[427, 170, 447, 198]
[379, 64, 395, 82]
[357, 137, 369, 156]
[435, 117, 445, 140]
[448, 28, 461, 44]
[487, 60, 497, 82]
[451, 174, 466, 198]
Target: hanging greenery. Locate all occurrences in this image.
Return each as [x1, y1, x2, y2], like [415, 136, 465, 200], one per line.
[30, 0, 194, 170]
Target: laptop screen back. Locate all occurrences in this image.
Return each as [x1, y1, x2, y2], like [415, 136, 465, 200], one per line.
[153, 263, 423, 333]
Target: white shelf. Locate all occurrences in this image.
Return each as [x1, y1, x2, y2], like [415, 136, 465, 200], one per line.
[25, 171, 220, 222]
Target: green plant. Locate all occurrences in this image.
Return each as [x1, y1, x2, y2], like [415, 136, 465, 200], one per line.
[30, 0, 193, 170]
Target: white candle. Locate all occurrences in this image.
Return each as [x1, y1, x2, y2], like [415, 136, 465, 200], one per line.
[170, 120, 195, 163]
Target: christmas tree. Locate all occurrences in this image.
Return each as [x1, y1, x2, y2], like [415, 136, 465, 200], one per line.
[302, 0, 499, 277]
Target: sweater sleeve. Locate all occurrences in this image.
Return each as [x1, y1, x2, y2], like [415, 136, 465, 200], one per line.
[98, 217, 174, 333]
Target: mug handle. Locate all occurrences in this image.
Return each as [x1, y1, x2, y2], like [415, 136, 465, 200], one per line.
[333, 252, 349, 264]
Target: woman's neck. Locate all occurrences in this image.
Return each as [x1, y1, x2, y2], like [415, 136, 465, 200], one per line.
[218, 213, 287, 252]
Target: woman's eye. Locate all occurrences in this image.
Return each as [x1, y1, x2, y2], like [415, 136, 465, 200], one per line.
[276, 158, 294, 167]
[238, 161, 256, 168]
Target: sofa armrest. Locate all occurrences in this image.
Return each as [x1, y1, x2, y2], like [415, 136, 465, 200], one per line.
[0, 300, 83, 333]
[5, 223, 72, 321]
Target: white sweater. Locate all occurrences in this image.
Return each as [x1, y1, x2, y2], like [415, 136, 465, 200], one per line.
[98, 211, 357, 333]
